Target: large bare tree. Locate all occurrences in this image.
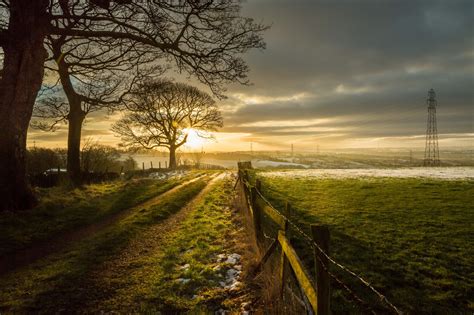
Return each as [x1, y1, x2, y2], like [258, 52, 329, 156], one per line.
[0, 0, 267, 211]
[112, 80, 223, 169]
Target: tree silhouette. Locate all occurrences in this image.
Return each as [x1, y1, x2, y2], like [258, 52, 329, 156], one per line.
[0, 0, 267, 211]
[32, 32, 157, 185]
[112, 80, 223, 169]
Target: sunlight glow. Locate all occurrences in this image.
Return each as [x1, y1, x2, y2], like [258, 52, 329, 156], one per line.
[185, 128, 208, 149]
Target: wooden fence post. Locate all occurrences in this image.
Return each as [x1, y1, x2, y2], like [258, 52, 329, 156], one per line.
[311, 224, 330, 315]
[280, 218, 290, 300]
[142, 162, 145, 171]
[150, 161, 153, 169]
[280, 201, 291, 298]
[252, 179, 263, 245]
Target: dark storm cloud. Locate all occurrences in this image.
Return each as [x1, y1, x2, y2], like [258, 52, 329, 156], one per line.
[28, 0, 473, 149]
[222, 0, 473, 145]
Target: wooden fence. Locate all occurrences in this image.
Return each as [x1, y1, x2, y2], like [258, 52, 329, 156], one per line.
[236, 162, 330, 315]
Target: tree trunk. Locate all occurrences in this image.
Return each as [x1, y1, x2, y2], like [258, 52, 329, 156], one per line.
[67, 105, 86, 185]
[169, 145, 177, 169]
[0, 0, 49, 211]
[55, 47, 87, 186]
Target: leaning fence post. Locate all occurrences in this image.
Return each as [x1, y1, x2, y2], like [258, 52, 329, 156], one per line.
[150, 161, 153, 169]
[142, 162, 145, 171]
[311, 224, 330, 315]
[280, 214, 290, 300]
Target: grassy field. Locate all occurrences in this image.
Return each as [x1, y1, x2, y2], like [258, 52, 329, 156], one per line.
[0, 178, 208, 312]
[0, 174, 253, 313]
[119, 174, 249, 313]
[0, 172, 201, 255]
[257, 172, 474, 314]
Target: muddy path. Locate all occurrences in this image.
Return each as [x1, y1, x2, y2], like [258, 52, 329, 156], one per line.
[45, 172, 225, 312]
[0, 174, 208, 276]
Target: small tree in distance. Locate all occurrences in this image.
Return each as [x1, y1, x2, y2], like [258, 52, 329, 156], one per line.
[112, 80, 223, 169]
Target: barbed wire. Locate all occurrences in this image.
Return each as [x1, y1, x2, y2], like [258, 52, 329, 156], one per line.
[238, 173, 403, 315]
[315, 244, 378, 315]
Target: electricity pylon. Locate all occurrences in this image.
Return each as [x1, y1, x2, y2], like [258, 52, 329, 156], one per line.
[423, 89, 440, 166]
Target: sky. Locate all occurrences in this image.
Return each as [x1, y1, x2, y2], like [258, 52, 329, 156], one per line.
[28, 0, 474, 152]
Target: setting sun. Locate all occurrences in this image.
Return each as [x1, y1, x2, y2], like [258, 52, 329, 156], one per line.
[184, 128, 208, 149]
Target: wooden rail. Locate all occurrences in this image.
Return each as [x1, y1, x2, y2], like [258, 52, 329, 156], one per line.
[236, 161, 330, 315]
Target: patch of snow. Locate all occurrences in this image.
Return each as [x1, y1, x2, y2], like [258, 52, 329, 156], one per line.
[175, 278, 191, 284]
[149, 170, 188, 179]
[179, 263, 190, 270]
[229, 281, 242, 292]
[215, 253, 244, 292]
[226, 268, 240, 280]
[253, 160, 310, 168]
[224, 268, 242, 289]
[261, 167, 474, 180]
[216, 253, 227, 262]
[225, 253, 241, 264]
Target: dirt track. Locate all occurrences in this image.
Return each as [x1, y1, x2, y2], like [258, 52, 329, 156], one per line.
[73, 172, 225, 312]
[0, 174, 208, 275]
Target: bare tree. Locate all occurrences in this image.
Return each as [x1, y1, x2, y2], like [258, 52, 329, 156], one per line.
[81, 140, 121, 173]
[112, 80, 223, 169]
[0, 0, 267, 211]
[32, 32, 156, 185]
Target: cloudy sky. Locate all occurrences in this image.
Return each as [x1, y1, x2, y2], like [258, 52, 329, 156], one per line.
[28, 0, 473, 152]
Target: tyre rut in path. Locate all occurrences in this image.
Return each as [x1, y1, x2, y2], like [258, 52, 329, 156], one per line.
[66, 172, 225, 312]
[0, 174, 207, 276]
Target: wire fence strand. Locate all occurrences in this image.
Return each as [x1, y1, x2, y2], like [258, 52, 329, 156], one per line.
[238, 171, 403, 315]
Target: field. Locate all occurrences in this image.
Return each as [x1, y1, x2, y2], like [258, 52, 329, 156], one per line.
[1, 166, 472, 314]
[257, 169, 474, 314]
[0, 171, 256, 313]
[0, 171, 201, 257]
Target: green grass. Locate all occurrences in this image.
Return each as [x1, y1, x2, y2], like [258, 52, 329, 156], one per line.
[0, 172, 201, 255]
[145, 176, 239, 313]
[257, 174, 474, 314]
[71, 175, 243, 313]
[0, 178, 208, 313]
